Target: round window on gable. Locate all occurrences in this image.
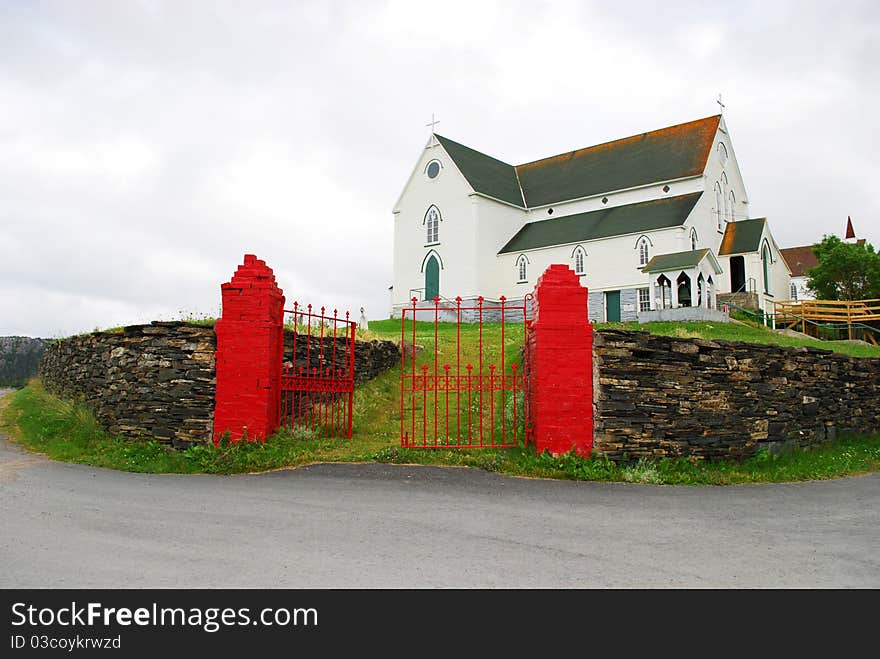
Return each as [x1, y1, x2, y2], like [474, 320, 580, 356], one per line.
[426, 160, 442, 179]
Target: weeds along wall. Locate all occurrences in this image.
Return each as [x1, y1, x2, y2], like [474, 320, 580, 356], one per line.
[593, 330, 880, 460]
[38, 322, 399, 447]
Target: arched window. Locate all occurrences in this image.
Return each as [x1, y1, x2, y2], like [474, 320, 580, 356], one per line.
[656, 275, 672, 309]
[677, 272, 692, 308]
[638, 238, 649, 266]
[714, 182, 723, 230]
[762, 240, 772, 294]
[718, 142, 728, 164]
[516, 254, 529, 282]
[690, 228, 699, 251]
[424, 205, 440, 244]
[721, 173, 729, 225]
[728, 190, 736, 222]
[572, 246, 586, 275]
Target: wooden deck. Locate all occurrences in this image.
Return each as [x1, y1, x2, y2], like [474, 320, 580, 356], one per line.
[772, 299, 880, 344]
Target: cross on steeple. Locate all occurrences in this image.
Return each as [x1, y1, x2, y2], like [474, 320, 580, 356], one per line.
[716, 94, 726, 114]
[426, 113, 440, 146]
[425, 113, 440, 133]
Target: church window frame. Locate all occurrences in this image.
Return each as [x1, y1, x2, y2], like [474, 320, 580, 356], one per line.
[761, 239, 773, 295]
[571, 245, 586, 275]
[638, 287, 651, 312]
[423, 205, 441, 246]
[516, 254, 529, 283]
[721, 173, 729, 226]
[635, 236, 651, 267]
[715, 181, 724, 230]
[728, 190, 736, 223]
[690, 228, 699, 251]
[718, 142, 728, 164]
[425, 159, 442, 180]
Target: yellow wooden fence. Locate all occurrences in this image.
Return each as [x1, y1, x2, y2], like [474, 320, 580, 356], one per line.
[772, 299, 880, 341]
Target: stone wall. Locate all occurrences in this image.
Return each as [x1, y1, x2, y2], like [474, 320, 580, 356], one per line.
[38, 322, 400, 447]
[593, 329, 880, 460]
[39, 322, 216, 447]
[282, 330, 400, 383]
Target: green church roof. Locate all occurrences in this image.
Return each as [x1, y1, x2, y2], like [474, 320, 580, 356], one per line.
[516, 116, 720, 207]
[719, 218, 766, 255]
[641, 248, 712, 273]
[435, 116, 720, 209]
[434, 135, 525, 207]
[498, 192, 702, 254]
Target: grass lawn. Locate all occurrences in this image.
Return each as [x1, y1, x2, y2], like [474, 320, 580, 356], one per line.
[3, 313, 879, 484]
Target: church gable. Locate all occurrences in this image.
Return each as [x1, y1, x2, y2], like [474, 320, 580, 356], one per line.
[515, 115, 720, 207]
[498, 192, 701, 254]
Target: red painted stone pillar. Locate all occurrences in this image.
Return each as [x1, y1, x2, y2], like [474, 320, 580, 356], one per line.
[213, 254, 285, 443]
[526, 264, 594, 456]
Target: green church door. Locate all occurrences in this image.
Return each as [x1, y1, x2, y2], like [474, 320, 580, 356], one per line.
[424, 255, 439, 301]
[605, 290, 621, 322]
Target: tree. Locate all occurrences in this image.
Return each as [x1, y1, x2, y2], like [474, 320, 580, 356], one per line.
[807, 235, 880, 301]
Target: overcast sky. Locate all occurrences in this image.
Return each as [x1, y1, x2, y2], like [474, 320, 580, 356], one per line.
[1, 0, 877, 338]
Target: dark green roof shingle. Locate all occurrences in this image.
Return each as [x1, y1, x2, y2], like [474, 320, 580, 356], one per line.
[434, 135, 524, 207]
[719, 218, 766, 255]
[515, 116, 720, 207]
[641, 248, 711, 273]
[498, 192, 702, 254]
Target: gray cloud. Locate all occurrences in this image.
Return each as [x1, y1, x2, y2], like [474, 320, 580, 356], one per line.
[1, 0, 877, 337]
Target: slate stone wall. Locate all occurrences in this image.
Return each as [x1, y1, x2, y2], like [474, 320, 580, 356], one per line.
[39, 322, 217, 447]
[593, 329, 880, 460]
[39, 322, 399, 447]
[282, 330, 400, 384]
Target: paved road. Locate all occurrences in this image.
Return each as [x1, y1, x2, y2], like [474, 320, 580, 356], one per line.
[1, 407, 878, 587]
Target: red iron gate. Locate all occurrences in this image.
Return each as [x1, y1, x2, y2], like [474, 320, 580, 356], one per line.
[400, 296, 530, 449]
[281, 302, 355, 438]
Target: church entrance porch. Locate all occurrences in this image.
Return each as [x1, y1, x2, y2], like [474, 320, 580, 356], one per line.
[640, 248, 723, 317]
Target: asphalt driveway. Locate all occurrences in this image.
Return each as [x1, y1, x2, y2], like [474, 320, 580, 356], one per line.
[1, 423, 877, 588]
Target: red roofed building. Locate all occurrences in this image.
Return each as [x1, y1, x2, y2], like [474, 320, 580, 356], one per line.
[780, 245, 819, 300]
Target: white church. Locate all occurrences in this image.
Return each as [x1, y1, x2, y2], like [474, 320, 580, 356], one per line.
[391, 114, 792, 322]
